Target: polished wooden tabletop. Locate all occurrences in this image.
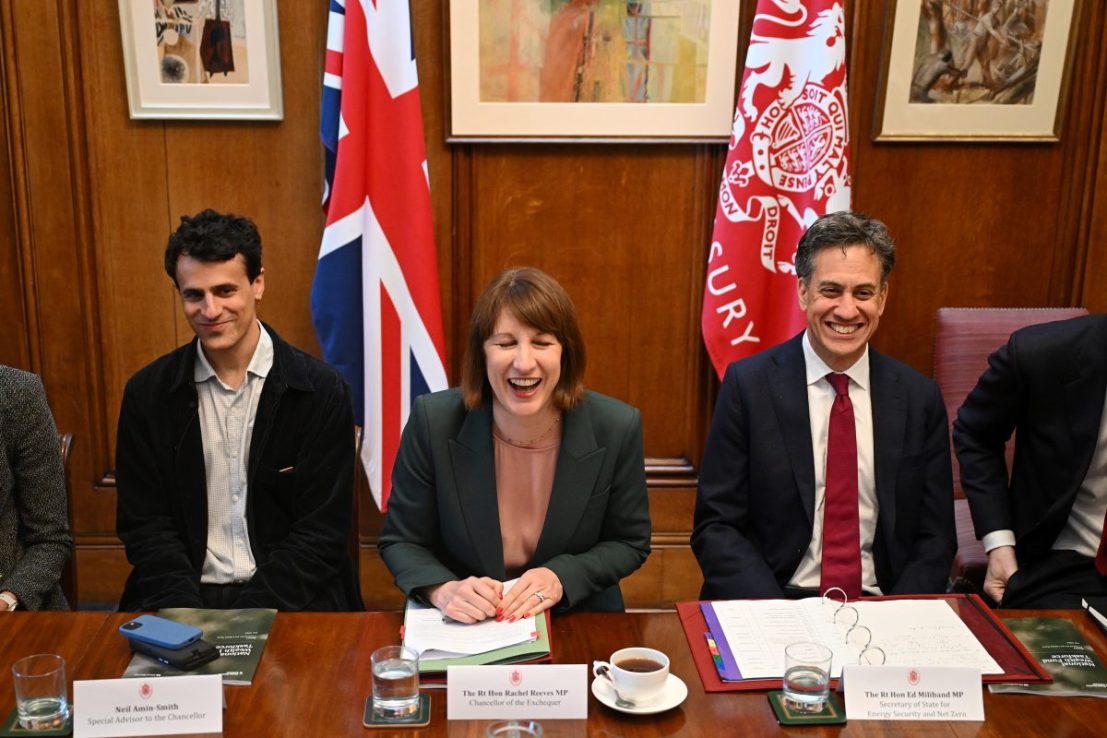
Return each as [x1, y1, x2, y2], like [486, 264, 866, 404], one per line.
[1, 609, 1105, 736]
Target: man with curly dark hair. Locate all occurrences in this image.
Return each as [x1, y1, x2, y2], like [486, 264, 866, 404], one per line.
[115, 209, 362, 611]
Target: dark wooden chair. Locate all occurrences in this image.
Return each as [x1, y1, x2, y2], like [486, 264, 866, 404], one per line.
[934, 307, 1089, 594]
[58, 432, 77, 609]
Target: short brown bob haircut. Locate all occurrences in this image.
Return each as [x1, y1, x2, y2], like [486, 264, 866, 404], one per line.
[461, 267, 586, 411]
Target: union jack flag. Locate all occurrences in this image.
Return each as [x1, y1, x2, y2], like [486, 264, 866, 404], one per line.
[312, 0, 447, 511]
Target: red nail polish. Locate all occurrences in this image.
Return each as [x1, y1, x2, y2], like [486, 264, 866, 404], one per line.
[496, 615, 503, 622]
[509, 616, 517, 623]
[523, 612, 531, 618]
[496, 607, 503, 616]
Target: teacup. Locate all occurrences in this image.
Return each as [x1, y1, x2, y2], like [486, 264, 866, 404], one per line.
[592, 647, 669, 703]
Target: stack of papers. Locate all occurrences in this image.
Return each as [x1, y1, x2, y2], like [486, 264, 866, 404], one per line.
[402, 580, 552, 675]
[404, 602, 538, 660]
[703, 598, 1002, 681]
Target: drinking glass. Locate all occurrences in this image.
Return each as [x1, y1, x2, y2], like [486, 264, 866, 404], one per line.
[370, 645, 419, 718]
[12, 654, 69, 730]
[782, 642, 832, 712]
[485, 720, 543, 737]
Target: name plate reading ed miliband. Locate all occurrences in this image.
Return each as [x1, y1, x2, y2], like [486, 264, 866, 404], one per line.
[73, 674, 222, 737]
[447, 665, 587, 720]
[842, 665, 983, 721]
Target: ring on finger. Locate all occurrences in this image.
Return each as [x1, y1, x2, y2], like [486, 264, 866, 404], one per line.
[533, 591, 545, 604]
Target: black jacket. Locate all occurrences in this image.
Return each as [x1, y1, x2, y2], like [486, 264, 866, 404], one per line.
[115, 324, 362, 611]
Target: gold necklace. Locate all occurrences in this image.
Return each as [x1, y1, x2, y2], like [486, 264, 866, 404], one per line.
[496, 414, 561, 447]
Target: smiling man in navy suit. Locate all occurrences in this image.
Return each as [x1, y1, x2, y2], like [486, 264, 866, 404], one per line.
[692, 212, 955, 599]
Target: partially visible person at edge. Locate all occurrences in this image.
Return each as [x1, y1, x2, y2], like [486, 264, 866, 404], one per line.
[379, 267, 651, 622]
[115, 209, 362, 611]
[0, 366, 72, 611]
[955, 313, 1107, 609]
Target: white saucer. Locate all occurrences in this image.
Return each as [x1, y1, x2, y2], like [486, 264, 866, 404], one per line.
[591, 674, 688, 715]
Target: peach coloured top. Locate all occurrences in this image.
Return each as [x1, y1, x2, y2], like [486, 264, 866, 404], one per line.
[492, 427, 560, 578]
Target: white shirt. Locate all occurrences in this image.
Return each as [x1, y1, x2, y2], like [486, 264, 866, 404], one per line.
[194, 323, 274, 584]
[789, 332, 883, 595]
[983, 391, 1107, 558]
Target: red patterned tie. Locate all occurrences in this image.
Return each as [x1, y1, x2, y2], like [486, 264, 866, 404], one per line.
[821, 373, 862, 598]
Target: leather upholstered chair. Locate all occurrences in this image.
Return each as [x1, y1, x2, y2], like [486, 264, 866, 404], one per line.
[934, 307, 1089, 593]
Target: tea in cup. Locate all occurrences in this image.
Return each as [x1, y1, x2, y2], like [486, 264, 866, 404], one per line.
[592, 647, 669, 704]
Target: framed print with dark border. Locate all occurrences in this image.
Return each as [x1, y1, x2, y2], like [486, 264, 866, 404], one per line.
[448, 0, 742, 142]
[118, 0, 283, 120]
[875, 0, 1076, 141]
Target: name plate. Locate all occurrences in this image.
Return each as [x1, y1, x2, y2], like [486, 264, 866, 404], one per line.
[447, 665, 587, 720]
[842, 665, 983, 721]
[74, 674, 223, 737]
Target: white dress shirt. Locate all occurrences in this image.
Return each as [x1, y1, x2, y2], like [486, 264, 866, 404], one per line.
[789, 332, 883, 595]
[194, 323, 274, 584]
[983, 391, 1107, 558]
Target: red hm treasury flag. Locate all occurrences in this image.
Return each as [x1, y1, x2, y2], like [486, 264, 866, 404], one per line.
[701, 0, 851, 378]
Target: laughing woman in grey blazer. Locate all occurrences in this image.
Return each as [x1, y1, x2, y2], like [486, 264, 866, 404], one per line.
[0, 366, 72, 610]
[380, 268, 651, 623]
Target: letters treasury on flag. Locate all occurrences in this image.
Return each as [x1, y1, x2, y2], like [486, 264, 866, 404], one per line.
[701, 0, 851, 378]
[312, 0, 447, 510]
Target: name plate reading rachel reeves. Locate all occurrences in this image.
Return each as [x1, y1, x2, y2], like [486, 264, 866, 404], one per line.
[447, 665, 587, 720]
[842, 665, 983, 721]
[73, 674, 222, 737]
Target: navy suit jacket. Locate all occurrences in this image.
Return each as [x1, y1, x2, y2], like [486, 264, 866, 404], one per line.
[379, 388, 651, 612]
[692, 333, 955, 599]
[953, 315, 1107, 563]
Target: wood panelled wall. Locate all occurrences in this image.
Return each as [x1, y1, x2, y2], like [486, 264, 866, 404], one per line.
[2, 1, 1105, 610]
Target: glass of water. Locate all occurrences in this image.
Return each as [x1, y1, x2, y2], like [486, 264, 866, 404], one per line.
[12, 654, 69, 730]
[370, 645, 420, 718]
[782, 642, 832, 713]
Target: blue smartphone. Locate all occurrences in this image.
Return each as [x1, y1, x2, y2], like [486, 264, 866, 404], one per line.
[119, 615, 202, 650]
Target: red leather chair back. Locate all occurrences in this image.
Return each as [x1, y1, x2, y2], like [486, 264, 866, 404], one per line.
[934, 307, 1089, 500]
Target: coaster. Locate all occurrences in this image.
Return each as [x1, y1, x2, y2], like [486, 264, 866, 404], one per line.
[362, 694, 431, 728]
[768, 690, 846, 725]
[0, 707, 73, 736]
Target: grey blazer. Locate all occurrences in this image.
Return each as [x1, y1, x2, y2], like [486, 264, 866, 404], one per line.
[0, 366, 71, 610]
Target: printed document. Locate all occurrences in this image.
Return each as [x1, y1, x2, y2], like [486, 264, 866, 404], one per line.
[709, 598, 1002, 679]
[403, 579, 537, 659]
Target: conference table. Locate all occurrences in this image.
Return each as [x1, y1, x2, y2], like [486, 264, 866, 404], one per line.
[2, 609, 1105, 736]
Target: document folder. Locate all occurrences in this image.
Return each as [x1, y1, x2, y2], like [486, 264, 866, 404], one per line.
[678, 594, 1049, 692]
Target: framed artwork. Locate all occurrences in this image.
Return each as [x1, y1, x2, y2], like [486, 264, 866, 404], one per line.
[875, 0, 1077, 141]
[447, 0, 742, 142]
[118, 0, 283, 120]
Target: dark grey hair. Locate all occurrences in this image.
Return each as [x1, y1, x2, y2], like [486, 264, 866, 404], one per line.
[795, 211, 896, 284]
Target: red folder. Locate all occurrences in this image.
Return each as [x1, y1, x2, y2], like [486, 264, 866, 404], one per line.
[678, 594, 1050, 693]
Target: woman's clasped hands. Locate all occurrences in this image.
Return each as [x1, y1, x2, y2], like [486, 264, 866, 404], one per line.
[427, 567, 563, 624]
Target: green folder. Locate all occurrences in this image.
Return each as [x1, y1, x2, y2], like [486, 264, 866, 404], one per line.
[404, 606, 552, 676]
